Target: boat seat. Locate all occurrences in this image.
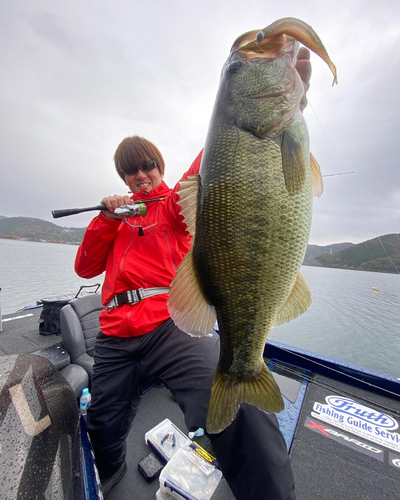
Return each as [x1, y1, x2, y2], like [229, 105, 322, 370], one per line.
[32, 343, 89, 398]
[59, 363, 90, 398]
[60, 293, 104, 386]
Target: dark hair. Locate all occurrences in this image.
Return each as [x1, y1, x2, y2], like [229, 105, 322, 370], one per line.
[114, 135, 165, 181]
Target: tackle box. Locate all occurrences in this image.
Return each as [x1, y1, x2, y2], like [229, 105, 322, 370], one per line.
[159, 446, 222, 500]
[145, 418, 192, 463]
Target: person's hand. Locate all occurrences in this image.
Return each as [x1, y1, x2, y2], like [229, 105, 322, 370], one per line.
[101, 194, 133, 220]
[295, 47, 311, 112]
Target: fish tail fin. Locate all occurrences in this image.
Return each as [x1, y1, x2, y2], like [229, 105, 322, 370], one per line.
[206, 364, 284, 434]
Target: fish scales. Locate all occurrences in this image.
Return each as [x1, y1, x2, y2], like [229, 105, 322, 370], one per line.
[168, 17, 337, 433]
[195, 123, 313, 378]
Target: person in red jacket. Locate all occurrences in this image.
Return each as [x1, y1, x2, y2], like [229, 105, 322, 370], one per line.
[76, 49, 312, 500]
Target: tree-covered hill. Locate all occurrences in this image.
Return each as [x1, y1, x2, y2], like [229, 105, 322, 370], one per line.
[0, 217, 86, 244]
[1, 216, 399, 274]
[311, 234, 400, 274]
[303, 242, 354, 265]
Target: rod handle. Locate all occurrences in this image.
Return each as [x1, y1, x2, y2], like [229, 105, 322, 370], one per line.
[52, 205, 106, 219]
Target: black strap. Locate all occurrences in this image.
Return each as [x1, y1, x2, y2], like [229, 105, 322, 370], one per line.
[113, 290, 140, 307]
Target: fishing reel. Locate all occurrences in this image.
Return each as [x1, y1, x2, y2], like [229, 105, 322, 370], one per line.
[114, 204, 147, 218]
[116, 203, 148, 236]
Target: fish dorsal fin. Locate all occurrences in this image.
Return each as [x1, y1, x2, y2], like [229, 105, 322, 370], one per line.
[177, 175, 200, 237]
[281, 130, 307, 194]
[167, 247, 217, 336]
[310, 153, 324, 198]
[273, 270, 312, 327]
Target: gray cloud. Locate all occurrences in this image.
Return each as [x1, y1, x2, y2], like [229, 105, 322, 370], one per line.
[1, 0, 399, 244]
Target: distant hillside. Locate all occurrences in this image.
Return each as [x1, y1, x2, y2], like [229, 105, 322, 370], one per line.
[1, 216, 399, 274]
[311, 234, 400, 274]
[0, 217, 85, 244]
[303, 242, 354, 265]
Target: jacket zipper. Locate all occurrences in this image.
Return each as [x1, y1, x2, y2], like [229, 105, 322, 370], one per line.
[163, 230, 178, 271]
[119, 226, 136, 276]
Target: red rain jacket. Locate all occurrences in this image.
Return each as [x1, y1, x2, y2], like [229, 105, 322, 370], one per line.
[75, 151, 202, 337]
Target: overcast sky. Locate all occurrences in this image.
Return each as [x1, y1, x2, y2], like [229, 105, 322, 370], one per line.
[1, 0, 399, 246]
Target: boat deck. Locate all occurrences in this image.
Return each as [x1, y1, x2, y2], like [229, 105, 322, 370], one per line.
[107, 385, 235, 500]
[2, 308, 400, 499]
[0, 306, 58, 355]
[291, 372, 400, 499]
[0, 307, 235, 498]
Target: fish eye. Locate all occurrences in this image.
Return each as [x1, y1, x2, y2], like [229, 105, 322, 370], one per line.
[227, 61, 243, 74]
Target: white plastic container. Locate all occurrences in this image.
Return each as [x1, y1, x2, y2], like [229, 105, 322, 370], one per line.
[145, 418, 192, 463]
[159, 447, 222, 500]
[156, 488, 175, 500]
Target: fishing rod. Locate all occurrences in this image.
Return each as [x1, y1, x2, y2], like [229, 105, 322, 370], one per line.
[51, 198, 165, 219]
[52, 204, 145, 219]
[322, 172, 355, 177]
[309, 101, 399, 275]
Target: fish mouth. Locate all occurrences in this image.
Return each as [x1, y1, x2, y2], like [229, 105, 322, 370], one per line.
[231, 17, 337, 86]
[231, 29, 288, 57]
[247, 74, 296, 100]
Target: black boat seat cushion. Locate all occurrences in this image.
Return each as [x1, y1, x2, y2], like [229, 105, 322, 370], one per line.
[32, 343, 89, 398]
[60, 293, 104, 385]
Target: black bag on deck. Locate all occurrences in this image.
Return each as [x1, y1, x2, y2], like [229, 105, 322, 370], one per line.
[38, 284, 100, 336]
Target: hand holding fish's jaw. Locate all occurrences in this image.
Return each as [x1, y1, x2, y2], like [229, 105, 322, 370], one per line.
[220, 20, 331, 133]
[234, 17, 337, 86]
[295, 47, 312, 112]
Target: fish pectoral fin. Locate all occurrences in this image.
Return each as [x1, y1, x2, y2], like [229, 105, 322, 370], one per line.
[206, 364, 284, 434]
[176, 175, 200, 238]
[273, 270, 312, 327]
[310, 153, 324, 198]
[167, 247, 217, 337]
[281, 130, 307, 194]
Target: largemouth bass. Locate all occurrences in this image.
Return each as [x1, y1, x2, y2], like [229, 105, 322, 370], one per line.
[168, 18, 337, 434]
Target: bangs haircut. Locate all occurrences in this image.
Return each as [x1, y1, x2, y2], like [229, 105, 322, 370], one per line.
[114, 135, 165, 181]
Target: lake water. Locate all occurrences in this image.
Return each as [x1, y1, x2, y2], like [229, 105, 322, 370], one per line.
[1, 239, 399, 377]
[0, 239, 104, 314]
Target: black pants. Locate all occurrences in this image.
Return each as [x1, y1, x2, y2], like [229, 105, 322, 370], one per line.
[87, 319, 295, 500]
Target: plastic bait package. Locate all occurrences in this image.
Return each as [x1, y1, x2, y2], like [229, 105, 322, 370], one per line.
[186, 443, 219, 477]
[159, 447, 222, 500]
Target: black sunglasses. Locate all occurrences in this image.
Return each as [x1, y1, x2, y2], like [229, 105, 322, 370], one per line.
[130, 160, 158, 176]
